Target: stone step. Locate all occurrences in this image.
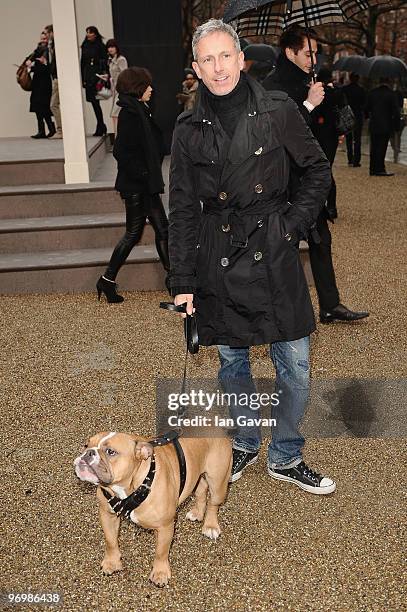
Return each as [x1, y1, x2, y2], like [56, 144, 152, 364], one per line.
[0, 245, 166, 295]
[0, 212, 156, 253]
[0, 136, 107, 186]
[0, 182, 119, 219]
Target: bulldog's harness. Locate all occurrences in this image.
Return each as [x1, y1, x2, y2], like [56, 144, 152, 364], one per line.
[101, 431, 186, 520]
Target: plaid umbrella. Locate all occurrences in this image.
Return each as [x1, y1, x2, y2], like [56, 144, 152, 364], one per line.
[223, 0, 389, 39]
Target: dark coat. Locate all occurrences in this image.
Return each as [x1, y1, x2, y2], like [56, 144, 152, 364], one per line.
[168, 76, 331, 347]
[113, 95, 164, 196]
[366, 85, 400, 135]
[80, 39, 108, 102]
[311, 86, 345, 164]
[29, 59, 52, 114]
[342, 82, 366, 121]
[263, 54, 311, 124]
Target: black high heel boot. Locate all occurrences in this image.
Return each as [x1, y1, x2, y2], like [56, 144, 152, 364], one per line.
[96, 276, 124, 303]
[93, 124, 107, 137]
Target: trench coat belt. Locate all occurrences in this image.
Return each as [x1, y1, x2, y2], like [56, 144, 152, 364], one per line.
[202, 198, 288, 248]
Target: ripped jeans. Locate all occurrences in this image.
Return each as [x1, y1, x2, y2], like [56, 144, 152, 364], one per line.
[217, 337, 310, 467]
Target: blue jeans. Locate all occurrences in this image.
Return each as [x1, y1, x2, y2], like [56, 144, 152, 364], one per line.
[217, 337, 310, 467]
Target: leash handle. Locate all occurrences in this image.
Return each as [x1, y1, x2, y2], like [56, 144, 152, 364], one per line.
[160, 302, 199, 354]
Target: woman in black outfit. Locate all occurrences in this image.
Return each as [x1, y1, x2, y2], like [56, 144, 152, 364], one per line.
[27, 36, 55, 138]
[96, 67, 170, 303]
[80, 26, 108, 136]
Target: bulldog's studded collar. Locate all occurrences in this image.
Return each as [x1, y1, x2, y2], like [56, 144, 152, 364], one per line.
[101, 431, 186, 520]
[101, 454, 156, 519]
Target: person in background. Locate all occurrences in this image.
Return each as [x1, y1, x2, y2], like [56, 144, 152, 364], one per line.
[176, 69, 198, 111]
[96, 67, 170, 303]
[43, 24, 62, 139]
[80, 26, 108, 136]
[366, 77, 400, 177]
[26, 33, 55, 139]
[390, 86, 405, 164]
[263, 25, 369, 325]
[311, 68, 346, 220]
[106, 38, 128, 135]
[343, 73, 366, 167]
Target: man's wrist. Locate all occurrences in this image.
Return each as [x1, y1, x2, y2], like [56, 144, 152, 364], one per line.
[303, 100, 315, 113]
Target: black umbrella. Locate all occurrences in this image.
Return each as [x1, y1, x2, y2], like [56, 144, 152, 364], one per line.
[362, 55, 407, 79]
[333, 55, 366, 73]
[243, 43, 280, 62]
[223, 0, 388, 77]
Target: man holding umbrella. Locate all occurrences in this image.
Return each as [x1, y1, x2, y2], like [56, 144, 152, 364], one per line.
[169, 19, 336, 493]
[263, 25, 369, 324]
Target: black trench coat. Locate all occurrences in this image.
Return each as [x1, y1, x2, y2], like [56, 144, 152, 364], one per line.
[168, 76, 331, 347]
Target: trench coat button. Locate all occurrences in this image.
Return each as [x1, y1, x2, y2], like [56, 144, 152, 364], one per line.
[219, 191, 228, 201]
[254, 184, 263, 194]
[284, 233, 292, 241]
[254, 147, 263, 155]
[221, 224, 230, 232]
[220, 257, 229, 267]
[257, 219, 264, 228]
[254, 251, 263, 261]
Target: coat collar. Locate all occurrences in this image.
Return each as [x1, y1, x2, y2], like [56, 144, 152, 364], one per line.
[274, 53, 311, 88]
[191, 74, 281, 184]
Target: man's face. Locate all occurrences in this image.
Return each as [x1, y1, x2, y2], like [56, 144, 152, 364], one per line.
[192, 31, 244, 96]
[285, 38, 317, 73]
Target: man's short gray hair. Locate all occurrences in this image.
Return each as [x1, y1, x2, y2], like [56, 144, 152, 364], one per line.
[192, 19, 240, 61]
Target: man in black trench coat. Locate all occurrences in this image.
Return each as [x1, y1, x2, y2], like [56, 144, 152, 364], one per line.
[168, 19, 336, 493]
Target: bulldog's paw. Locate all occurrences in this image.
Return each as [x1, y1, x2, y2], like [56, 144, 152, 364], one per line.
[186, 508, 204, 522]
[149, 562, 171, 588]
[202, 524, 221, 540]
[101, 556, 123, 575]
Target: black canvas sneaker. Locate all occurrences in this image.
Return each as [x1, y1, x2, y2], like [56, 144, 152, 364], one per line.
[229, 448, 259, 483]
[268, 461, 336, 495]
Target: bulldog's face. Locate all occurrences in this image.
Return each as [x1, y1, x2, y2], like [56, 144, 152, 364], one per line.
[74, 432, 153, 486]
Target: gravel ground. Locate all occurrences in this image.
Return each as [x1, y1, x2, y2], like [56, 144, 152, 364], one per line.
[1, 152, 406, 611]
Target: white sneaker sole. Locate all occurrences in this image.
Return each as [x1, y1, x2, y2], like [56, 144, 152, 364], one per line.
[229, 454, 259, 483]
[267, 466, 336, 495]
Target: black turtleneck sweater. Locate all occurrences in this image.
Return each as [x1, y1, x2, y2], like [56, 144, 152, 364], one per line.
[204, 73, 249, 139]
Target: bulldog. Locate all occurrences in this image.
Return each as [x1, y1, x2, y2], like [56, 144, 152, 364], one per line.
[74, 431, 232, 586]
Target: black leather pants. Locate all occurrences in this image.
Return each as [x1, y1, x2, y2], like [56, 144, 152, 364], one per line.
[105, 193, 169, 280]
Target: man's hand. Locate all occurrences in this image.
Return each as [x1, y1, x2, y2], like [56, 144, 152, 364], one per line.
[174, 294, 194, 318]
[307, 82, 325, 108]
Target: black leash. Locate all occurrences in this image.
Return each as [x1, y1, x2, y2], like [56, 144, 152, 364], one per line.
[101, 304, 195, 520]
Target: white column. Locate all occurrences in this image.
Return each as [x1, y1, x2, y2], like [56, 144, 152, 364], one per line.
[51, 0, 90, 183]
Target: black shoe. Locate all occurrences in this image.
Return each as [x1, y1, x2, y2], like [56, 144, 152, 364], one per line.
[352, 163, 361, 167]
[320, 303, 369, 324]
[347, 161, 353, 166]
[229, 448, 259, 483]
[96, 276, 124, 303]
[93, 124, 107, 137]
[47, 125, 56, 138]
[31, 132, 47, 139]
[370, 171, 394, 177]
[268, 461, 336, 495]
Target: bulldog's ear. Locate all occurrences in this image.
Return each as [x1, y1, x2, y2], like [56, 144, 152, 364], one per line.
[135, 441, 153, 460]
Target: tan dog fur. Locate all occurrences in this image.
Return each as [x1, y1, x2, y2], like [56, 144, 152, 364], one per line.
[74, 432, 232, 586]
